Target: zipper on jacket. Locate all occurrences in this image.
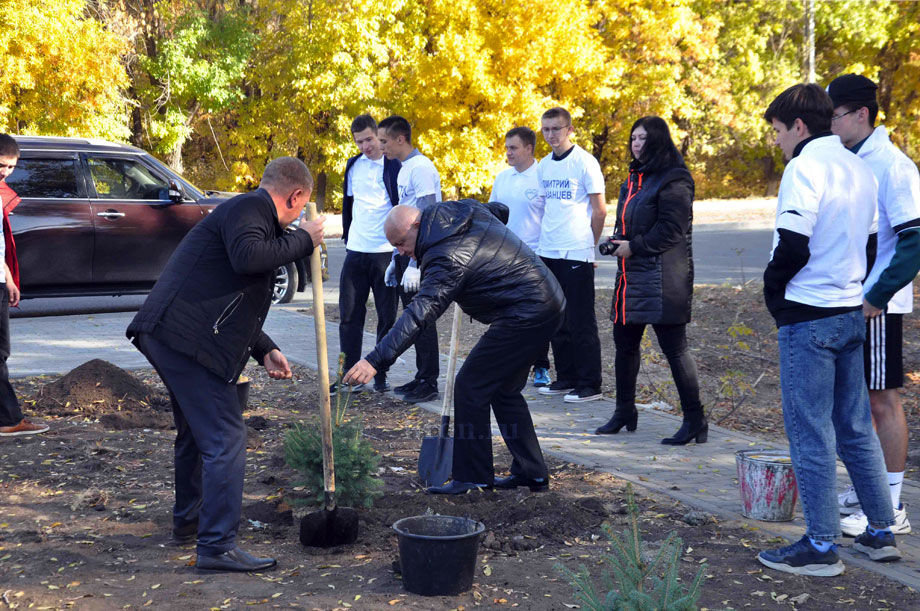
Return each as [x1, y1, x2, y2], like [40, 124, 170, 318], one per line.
[213, 293, 244, 335]
[615, 173, 642, 324]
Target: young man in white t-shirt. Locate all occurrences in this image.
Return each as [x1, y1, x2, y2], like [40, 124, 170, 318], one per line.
[377, 115, 441, 403]
[490, 126, 551, 387]
[535, 107, 606, 403]
[828, 74, 920, 537]
[335, 115, 402, 396]
[756, 84, 898, 577]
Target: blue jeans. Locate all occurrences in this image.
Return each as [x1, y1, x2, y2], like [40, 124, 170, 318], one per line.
[778, 310, 894, 540]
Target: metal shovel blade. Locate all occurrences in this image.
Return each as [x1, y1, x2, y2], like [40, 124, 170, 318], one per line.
[418, 415, 453, 488]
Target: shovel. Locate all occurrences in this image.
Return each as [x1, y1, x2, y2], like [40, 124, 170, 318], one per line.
[299, 202, 359, 548]
[418, 302, 463, 487]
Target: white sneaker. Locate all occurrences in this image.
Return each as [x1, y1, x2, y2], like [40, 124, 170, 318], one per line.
[838, 485, 862, 515]
[562, 387, 603, 403]
[840, 505, 911, 537]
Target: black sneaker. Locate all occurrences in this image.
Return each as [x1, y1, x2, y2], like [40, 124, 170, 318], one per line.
[401, 381, 439, 404]
[393, 379, 420, 395]
[563, 387, 603, 403]
[538, 381, 576, 396]
[757, 535, 845, 577]
[373, 379, 391, 392]
[853, 528, 902, 562]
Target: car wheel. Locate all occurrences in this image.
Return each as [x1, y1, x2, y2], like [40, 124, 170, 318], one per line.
[273, 262, 298, 304]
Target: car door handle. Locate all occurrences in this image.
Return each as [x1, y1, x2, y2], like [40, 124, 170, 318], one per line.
[96, 211, 126, 219]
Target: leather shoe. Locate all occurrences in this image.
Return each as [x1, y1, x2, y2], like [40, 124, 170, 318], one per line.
[195, 546, 277, 574]
[426, 480, 492, 495]
[494, 474, 549, 492]
[170, 522, 198, 546]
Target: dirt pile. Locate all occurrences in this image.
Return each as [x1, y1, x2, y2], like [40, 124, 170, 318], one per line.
[33, 359, 171, 429]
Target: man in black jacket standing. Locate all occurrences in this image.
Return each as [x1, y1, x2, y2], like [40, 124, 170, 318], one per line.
[344, 202, 564, 494]
[336, 114, 401, 394]
[127, 157, 325, 572]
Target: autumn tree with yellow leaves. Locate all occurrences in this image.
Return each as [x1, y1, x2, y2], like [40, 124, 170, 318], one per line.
[1, 0, 918, 202]
[0, 0, 129, 139]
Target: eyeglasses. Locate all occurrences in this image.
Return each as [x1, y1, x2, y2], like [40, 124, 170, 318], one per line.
[831, 109, 857, 123]
[541, 126, 571, 135]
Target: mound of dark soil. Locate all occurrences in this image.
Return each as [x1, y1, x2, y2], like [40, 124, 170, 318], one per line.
[34, 359, 171, 429]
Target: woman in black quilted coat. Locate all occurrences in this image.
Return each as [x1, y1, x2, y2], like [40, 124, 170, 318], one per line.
[595, 116, 705, 445]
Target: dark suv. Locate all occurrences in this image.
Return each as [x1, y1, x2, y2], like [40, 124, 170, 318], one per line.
[5, 136, 323, 303]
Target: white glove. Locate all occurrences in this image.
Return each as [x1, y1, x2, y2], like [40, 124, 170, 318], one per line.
[401, 265, 421, 293]
[384, 260, 397, 287]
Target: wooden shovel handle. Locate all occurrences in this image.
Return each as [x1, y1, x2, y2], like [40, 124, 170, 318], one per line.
[306, 202, 335, 510]
[441, 303, 463, 418]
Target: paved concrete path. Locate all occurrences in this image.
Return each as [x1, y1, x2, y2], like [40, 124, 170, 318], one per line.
[9, 306, 919, 588]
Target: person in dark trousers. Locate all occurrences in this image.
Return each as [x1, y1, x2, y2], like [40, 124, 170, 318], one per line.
[336, 114, 401, 395]
[377, 115, 442, 403]
[0, 134, 47, 437]
[756, 84, 897, 577]
[595, 116, 704, 445]
[126, 157, 325, 573]
[490, 126, 551, 388]
[344, 202, 564, 495]
[535, 107, 607, 403]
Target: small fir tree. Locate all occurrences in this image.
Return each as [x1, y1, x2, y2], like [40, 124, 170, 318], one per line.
[284, 356, 382, 508]
[556, 485, 707, 611]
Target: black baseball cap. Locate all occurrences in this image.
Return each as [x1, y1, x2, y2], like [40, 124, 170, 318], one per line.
[827, 74, 878, 107]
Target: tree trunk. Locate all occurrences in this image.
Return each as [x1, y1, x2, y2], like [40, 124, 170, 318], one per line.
[315, 172, 327, 213]
[804, 0, 816, 83]
[168, 142, 184, 175]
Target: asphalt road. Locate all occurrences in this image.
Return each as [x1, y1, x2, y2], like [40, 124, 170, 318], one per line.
[11, 228, 773, 318]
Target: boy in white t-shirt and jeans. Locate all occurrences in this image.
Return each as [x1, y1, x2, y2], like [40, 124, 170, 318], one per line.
[535, 107, 606, 403]
[757, 83, 898, 577]
[827, 74, 920, 537]
[377, 115, 442, 404]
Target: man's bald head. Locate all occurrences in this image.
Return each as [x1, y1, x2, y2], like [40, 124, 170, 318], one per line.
[385, 205, 422, 258]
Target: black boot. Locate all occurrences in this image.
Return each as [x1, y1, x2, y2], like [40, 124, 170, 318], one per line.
[661, 416, 708, 445]
[595, 406, 639, 435]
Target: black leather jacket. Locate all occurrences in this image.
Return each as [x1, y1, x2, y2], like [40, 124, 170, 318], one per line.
[365, 199, 565, 371]
[127, 189, 314, 382]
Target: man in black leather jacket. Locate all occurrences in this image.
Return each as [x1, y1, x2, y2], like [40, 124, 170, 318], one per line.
[344, 200, 565, 494]
[127, 157, 325, 572]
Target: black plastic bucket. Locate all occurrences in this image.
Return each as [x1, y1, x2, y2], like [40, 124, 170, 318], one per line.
[393, 515, 485, 596]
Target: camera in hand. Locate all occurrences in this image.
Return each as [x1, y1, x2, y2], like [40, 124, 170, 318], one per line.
[599, 237, 620, 256]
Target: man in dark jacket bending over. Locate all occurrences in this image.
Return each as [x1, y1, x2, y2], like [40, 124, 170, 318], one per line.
[127, 157, 325, 572]
[344, 201, 565, 494]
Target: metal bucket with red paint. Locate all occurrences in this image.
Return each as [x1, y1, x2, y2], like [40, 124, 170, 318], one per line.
[735, 449, 799, 522]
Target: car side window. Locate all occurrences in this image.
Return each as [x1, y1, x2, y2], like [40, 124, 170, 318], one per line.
[88, 157, 170, 200]
[4, 158, 80, 198]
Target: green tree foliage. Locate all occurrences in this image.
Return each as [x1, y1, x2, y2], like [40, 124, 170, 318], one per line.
[283, 361, 383, 509]
[0, 0, 129, 139]
[556, 485, 707, 611]
[228, 0, 405, 200]
[135, 1, 255, 173]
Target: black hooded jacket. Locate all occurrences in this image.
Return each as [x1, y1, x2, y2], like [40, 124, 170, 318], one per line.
[610, 165, 695, 325]
[365, 199, 565, 371]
